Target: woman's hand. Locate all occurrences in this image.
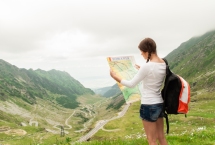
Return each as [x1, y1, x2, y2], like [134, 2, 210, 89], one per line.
[110, 69, 122, 83]
[110, 69, 116, 78]
[135, 64, 140, 70]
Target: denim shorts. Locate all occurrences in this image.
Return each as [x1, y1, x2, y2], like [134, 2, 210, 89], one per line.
[139, 103, 164, 122]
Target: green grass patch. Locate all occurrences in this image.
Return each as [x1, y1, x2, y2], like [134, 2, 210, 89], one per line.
[89, 91, 215, 144]
[73, 129, 215, 145]
[1, 91, 215, 145]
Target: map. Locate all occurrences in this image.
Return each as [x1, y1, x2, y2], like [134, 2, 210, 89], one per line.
[107, 56, 141, 104]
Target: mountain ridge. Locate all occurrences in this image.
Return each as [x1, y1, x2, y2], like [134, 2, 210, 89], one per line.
[0, 59, 94, 109]
[165, 29, 215, 92]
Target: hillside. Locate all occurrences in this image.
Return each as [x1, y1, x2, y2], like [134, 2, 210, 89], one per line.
[0, 59, 94, 109]
[165, 30, 215, 92]
[94, 84, 121, 98]
[0, 59, 126, 145]
[92, 86, 112, 96]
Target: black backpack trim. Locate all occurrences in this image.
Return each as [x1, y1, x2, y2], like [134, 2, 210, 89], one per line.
[162, 58, 170, 134]
[162, 58, 189, 134]
[162, 58, 182, 134]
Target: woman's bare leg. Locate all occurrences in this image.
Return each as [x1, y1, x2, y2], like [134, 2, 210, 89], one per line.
[142, 120, 158, 145]
[142, 118, 168, 145]
[156, 118, 168, 145]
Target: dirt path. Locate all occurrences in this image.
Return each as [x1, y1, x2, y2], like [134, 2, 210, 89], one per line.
[0, 127, 27, 136]
[101, 126, 120, 132]
[64, 110, 76, 129]
[77, 103, 130, 142]
[4, 129, 27, 136]
[29, 105, 38, 127]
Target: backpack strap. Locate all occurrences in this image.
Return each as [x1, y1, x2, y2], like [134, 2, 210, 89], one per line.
[162, 58, 170, 134]
[162, 58, 168, 65]
[162, 58, 172, 76]
[164, 113, 169, 134]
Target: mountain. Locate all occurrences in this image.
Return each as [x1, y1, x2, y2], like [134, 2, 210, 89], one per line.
[106, 93, 125, 110]
[0, 59, 94, 109]
[165, 29, 215, 92]
[92, 86, 112, 95]
[93, 84, 121, 98]
[92, 84, 124, 110]
[103, 84, 121, 98]
[0, 59, 127, 145]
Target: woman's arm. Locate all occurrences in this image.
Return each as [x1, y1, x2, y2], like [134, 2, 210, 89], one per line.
[110, 64, 140, 83]
[110, 63, 149, 88]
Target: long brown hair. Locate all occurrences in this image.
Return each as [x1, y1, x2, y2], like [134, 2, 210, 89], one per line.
[138, 38, 157, 63]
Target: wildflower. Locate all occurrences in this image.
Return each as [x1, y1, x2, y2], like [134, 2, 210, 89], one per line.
[197, 126, 206, 131]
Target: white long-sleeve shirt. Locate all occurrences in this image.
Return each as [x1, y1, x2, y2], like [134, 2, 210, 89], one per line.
[121, 62, 166, 104]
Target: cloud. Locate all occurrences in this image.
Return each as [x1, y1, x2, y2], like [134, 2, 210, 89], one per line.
[0, 0, 215, 88]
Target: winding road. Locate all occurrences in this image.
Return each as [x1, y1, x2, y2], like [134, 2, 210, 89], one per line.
[77, 103, 130, 142]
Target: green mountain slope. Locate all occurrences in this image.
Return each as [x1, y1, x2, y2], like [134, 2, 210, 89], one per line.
[102, 84, 121, 98]
[92, 86, 112, 96]
[0, 59, 94, 109]
[165, 30, 215, 92]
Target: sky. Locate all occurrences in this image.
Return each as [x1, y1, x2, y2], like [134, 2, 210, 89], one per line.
[1, 0, 215, 89]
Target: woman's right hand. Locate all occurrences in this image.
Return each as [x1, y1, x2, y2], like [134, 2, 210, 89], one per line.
[135, 64, 140, 70]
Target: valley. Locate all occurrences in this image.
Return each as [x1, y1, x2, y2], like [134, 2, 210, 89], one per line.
[0, 94, 124, 145]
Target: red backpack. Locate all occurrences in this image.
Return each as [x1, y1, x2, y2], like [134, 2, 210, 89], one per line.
[161, 58, 191, 133]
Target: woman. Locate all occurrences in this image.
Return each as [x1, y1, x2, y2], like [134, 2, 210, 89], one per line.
[110, 38, 168, 145]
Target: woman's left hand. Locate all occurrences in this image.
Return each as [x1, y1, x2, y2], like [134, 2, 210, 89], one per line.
[110, 69, 121, 83]
[110, 69, 116, 78]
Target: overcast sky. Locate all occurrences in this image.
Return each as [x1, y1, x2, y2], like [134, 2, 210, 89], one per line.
[1, 0, 215, 89]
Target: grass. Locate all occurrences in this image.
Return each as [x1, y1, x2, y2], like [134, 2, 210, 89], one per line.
[1, 91, 215, 145]
[73, 129, 215, 145]
[77, 94, 105, 105]
[82, 91, 215, 145]
[0, 95, 118, 145]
